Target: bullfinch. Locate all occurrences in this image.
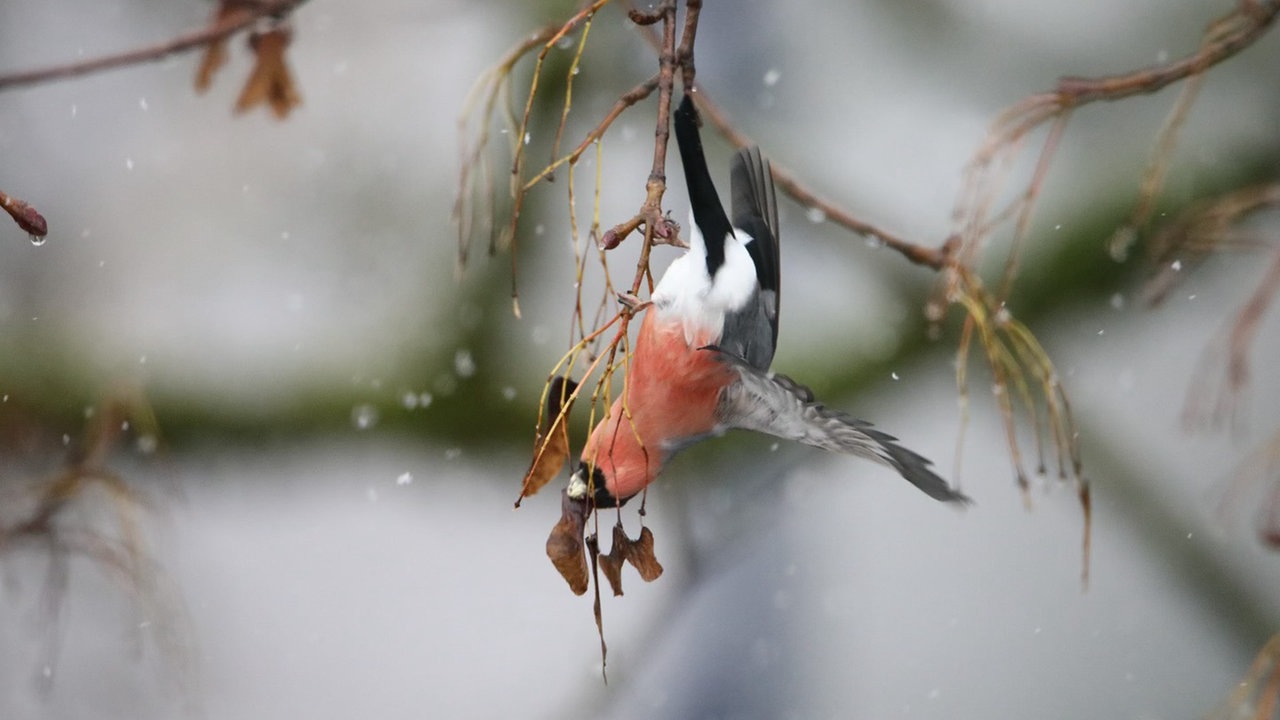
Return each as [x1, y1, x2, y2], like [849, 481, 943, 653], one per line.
[568, 92, 969, 509]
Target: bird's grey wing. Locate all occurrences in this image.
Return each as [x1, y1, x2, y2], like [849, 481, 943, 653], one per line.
[719, 290, 777, 372]
[710, 350, 970, 503]
[726, 147, 780, 370]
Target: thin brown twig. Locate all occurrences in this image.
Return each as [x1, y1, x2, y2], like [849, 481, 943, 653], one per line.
[453, 24, 561, 269]
[0, 0, 309, 92]
[626, 0, 682, 296]
[509, 0, 614, 182]
[1107, 62, 1206, 261]
[1185, 241, 1280, 429]
[1143, 183, 1280, 306]
[523, 74, 660, 191]
[998, 112, 1070, 301]
[1151, 183, 1280, 430]
[546, 13, 598, 182]
[504, 0, 614, 317]
[675, 0, 703, 90]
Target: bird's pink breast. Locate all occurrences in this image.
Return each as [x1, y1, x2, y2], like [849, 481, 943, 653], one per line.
[582, 311, 732, 500]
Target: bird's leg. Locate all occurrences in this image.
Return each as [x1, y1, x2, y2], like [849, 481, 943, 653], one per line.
[652, 213, 686, 248]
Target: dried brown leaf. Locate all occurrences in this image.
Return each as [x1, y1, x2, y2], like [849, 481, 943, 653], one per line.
[598, 550, 625, 598]
[626, 526, 663, 582]
[517, 377, 578, 504]
[195, 39, 228, 93]
[193, 4, 243, 93]
[598, 523, 663, 596]
[235, 27, 301, 119]
[520, 425, 569, 501]
[545, 489, 589, 595]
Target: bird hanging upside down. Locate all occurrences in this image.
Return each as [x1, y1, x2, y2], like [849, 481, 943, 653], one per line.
[568, 92, 970, 509]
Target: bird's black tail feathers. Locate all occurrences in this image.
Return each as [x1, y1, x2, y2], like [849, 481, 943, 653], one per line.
[674, 94, 734, 279]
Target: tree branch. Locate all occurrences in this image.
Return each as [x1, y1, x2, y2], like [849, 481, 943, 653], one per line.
[1055, 0, 1279, 104]
[0, 0, 309, 92]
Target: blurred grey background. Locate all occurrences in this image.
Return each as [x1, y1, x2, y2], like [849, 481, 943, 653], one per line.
[1, 0, 1279, 718]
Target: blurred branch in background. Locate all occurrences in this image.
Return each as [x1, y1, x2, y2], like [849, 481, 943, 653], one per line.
[1220, 427, 1280, 550]
[0, 386, 193, 706]
[1145, 185, 1280, 432]
[1210, 632, 1280, 720]
[0, 0, 307, 118]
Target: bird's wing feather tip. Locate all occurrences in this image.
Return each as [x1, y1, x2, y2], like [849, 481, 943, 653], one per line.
[918, 478, 973, 505]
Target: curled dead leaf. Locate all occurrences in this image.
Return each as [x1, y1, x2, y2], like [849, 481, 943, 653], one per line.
[598, 523, 663, 597]
[599, 524, 629, 596]
[598, 552, 625, 597]
[546, 489, 590, 595]
[627, 526, 663, 582]
[517, 376, 578, 505]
